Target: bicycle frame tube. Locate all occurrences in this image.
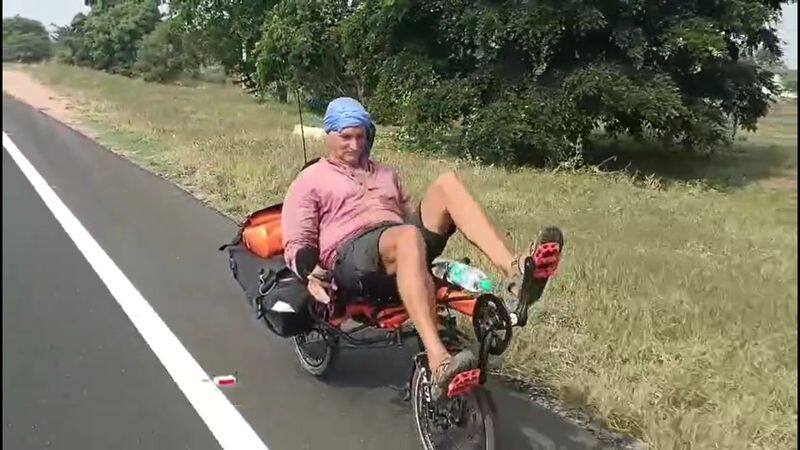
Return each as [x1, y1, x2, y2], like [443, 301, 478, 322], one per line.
[315, 283, 480, 349]
[326, 290, 478, 330]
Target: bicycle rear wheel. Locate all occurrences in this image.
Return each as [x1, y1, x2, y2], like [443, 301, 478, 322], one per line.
[292, 328, 337, 377]
[411, 363, 495, 450]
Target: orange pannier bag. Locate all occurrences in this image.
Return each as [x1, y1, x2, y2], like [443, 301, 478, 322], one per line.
[218, 157, 323, 260]
[242, 211, 283, 258]
[219, 203, 284, 259]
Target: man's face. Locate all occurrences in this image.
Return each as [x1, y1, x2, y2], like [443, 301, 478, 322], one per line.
[326, 126, 367, 167]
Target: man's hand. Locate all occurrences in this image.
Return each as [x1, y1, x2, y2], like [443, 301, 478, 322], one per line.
[306, 265, 332, 304]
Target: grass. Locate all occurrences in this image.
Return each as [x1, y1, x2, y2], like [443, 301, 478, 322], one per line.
[19, 63, 797, 450]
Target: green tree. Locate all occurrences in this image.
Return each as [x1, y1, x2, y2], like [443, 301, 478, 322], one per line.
[254, 0, 354, 104]
[51, 14, 88, 64]
[54, 16, 85, 66]
[84, 1, 161, 74]
[141, 0, 794, 165]
[60, 1, 160, 75]
[2, 16, 52, 62]
[749, 46, 788, 72]
[320, 0, 789, 165]
[133, 19, 200, 82]
[169, 0, 277, 90]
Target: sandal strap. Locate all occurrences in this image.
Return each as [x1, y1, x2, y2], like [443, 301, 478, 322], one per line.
[433, 356, 452, 376]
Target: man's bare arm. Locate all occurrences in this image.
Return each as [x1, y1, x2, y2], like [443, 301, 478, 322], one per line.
[282, 177, 321, 278]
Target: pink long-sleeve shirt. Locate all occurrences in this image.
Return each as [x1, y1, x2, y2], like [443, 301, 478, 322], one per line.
[281, 158, 412, 271]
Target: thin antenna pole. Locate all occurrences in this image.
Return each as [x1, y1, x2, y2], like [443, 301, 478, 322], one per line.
[296, 89, 308, 165]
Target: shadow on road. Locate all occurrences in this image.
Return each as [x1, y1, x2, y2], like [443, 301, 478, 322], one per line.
[322, 342, 615, 449]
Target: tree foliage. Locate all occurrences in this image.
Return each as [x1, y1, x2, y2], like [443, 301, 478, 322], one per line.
[294, 0, 788, 165]
[169, 0, 277, 89]
[56, 0, 793, 166]
[59, 1, 160, 75]
[254, 0, 355, 103]
[2, 16, 52, 62]
[52, 13, 89, 65]
[55, 2, 204, 84]
[133, 19, 201, 82]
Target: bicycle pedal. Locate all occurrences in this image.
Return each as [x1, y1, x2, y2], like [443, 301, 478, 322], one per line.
[446, 369, 481, 398]
[533, 242, 561, 279]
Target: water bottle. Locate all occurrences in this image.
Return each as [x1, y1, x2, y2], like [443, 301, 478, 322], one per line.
[431, 258, 494, 293]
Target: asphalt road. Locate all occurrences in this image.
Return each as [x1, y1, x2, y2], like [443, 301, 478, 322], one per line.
[2, 94, 609, 450]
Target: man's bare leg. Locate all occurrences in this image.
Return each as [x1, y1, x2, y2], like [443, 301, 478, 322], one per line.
[378, 225, 450, 370]
[420, 171, 519, 277]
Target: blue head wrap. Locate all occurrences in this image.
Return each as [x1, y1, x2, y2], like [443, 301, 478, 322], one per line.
[323, 97, 376, 155]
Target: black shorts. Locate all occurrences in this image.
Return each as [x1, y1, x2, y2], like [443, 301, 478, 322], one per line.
[333, 204, 455, 303]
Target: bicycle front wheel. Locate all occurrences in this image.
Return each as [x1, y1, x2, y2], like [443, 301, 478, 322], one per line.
[410, 363, 495, 450]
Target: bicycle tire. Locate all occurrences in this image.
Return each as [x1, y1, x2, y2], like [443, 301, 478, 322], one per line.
[411, 363, 495, 450]
[292, 328, 337, 377]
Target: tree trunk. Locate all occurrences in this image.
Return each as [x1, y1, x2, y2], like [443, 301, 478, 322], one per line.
[357, 82, 365, 104]
[277, 83, 288, 103]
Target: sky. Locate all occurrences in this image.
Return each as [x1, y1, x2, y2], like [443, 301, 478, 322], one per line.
[2, 0, 797, 69]
[780, 2, 798, 69]
[3, 0, 90, 31]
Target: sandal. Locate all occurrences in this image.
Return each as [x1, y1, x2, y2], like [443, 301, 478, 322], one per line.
[503, 226, 564, 321]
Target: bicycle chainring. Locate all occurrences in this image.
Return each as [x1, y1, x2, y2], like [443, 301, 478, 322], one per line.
[472, 294, 513, 355]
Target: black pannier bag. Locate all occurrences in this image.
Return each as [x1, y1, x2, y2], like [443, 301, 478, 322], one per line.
[220, 159, 322, 338]
[221, 217, 313, 338]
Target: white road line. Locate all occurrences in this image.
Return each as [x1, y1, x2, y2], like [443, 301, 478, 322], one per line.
[2, 131, 269, 450]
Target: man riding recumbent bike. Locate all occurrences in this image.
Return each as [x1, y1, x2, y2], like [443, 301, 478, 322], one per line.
[221, 97, 564, 449]
[222, 202, 562, 450]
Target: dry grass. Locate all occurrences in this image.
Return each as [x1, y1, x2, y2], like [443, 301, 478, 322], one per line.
[22, 63, 797, 450]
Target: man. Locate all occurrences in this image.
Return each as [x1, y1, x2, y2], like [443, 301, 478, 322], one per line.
[282, 97, 563, 401]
